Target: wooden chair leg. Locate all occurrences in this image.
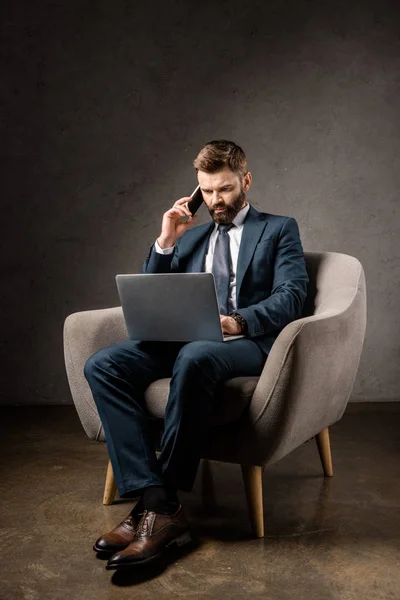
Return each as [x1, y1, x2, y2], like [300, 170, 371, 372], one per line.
[103, 459, 117, 505]
[241, 465, 264, 538]
[315, 427, 333, 477]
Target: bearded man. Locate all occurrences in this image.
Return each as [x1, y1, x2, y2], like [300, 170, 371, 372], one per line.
[84, 139, 309, 569]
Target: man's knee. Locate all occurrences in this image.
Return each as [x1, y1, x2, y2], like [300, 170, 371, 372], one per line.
[84, 340, 152, 381]
[176, 341, 215, 369]
[83, 344, 121, 379]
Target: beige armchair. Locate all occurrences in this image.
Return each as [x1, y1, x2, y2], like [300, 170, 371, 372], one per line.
[63, 251, 366, 538]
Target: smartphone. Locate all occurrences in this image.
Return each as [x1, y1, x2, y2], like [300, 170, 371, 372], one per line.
[181, 185, 204, 222]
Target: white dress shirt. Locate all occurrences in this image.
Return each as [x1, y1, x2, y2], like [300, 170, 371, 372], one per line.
[154, 203, 251, 312]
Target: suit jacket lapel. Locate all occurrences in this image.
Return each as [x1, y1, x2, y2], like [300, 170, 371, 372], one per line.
[236, 206, 268, 304]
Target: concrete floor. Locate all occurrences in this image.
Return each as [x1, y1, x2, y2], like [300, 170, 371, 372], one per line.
[0, 404, 399, 600]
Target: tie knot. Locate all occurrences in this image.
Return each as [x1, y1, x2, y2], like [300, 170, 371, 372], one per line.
[217, 223, 234, 234]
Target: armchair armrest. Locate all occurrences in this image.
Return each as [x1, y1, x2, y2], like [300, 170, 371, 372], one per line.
[63, 306, 127, 440]
[245, 274, 366, 466]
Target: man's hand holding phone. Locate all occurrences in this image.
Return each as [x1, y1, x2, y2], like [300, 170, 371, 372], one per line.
[157, 186, 203, 249]
[157, 197, 198, 249]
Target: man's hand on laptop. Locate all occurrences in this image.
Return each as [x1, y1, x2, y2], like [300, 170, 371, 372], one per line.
[220, 316, 242, 335]
[157, 198, 198, 249]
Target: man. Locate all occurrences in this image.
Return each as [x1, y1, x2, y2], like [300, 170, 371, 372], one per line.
[84, 140, 309, 570]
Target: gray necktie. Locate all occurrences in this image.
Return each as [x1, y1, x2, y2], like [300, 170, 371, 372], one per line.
[212, 223, 234, 315]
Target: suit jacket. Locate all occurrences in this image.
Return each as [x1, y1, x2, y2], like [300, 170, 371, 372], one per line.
[142, 205, 309, 355]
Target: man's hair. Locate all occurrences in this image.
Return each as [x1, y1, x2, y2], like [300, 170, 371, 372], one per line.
[193, 140, 248, 179]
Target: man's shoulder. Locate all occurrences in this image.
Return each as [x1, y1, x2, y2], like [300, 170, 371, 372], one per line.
[250, 208, 297, 230]
[256, 210, 295, 223]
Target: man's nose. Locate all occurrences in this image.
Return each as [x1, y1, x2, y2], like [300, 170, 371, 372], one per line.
[211, 191, 222, 204]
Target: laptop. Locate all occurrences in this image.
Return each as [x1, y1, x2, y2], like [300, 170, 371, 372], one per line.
[115, 273, 245, 343]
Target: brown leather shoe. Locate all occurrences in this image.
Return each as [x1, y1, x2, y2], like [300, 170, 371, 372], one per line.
[93, 502, 144, 555]
[106, 506, 192, 569]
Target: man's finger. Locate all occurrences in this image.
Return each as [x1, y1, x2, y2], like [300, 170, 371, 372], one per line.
[184, 215, 198, 225]
[174, 197, 192, 207]
[168, 206, 189, 218]
[171, 203, 191, 217]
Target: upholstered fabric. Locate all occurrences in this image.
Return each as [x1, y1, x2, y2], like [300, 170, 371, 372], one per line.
[63, 306, 128, 441]
[63, 251, 367, 464]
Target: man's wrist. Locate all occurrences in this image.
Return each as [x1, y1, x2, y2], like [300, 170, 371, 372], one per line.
[157, 236, 176, 249]
[229, 312, 248, 334]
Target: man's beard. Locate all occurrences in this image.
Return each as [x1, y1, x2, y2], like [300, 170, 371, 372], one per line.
[209, 188, 247, 225]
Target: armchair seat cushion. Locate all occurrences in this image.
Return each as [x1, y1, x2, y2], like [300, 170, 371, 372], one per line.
[144, 376, 260, 425]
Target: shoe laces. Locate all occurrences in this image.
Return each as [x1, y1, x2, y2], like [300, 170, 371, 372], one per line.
[135, 510, 153, 539]
[121, 507, 143, 531]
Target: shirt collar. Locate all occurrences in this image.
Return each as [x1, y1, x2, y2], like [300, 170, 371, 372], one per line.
[213, 202, 250, 230]
[232, 202, 250, 227]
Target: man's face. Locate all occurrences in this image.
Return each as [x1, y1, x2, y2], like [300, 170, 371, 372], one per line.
[197, 167, 252, 225]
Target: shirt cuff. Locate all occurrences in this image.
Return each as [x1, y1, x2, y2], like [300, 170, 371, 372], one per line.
[154, 239, 175, 255]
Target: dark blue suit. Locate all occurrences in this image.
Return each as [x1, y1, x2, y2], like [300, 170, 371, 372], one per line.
[84, 206, 309, 495]
[143, 205, 309, 354]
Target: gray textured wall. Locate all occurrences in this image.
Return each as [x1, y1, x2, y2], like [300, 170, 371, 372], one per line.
[1, 0, 399, 405]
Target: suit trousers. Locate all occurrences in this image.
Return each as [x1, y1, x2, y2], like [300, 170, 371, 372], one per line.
[84, 337, 267, 496]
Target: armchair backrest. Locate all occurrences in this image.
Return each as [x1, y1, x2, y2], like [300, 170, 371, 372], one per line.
[303, 251, 366, 318]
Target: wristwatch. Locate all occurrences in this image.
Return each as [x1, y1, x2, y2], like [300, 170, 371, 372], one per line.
[229, 312, 248, 334]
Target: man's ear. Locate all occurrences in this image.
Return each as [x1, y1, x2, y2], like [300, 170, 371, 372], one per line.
[243, 171, 252, 192]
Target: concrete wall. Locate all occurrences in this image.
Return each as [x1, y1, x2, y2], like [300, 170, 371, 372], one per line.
[1, 0, 399, 405]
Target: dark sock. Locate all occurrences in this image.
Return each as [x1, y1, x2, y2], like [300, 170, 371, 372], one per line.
[131, 495, 144, 514]
[143, 485, 179, 515]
